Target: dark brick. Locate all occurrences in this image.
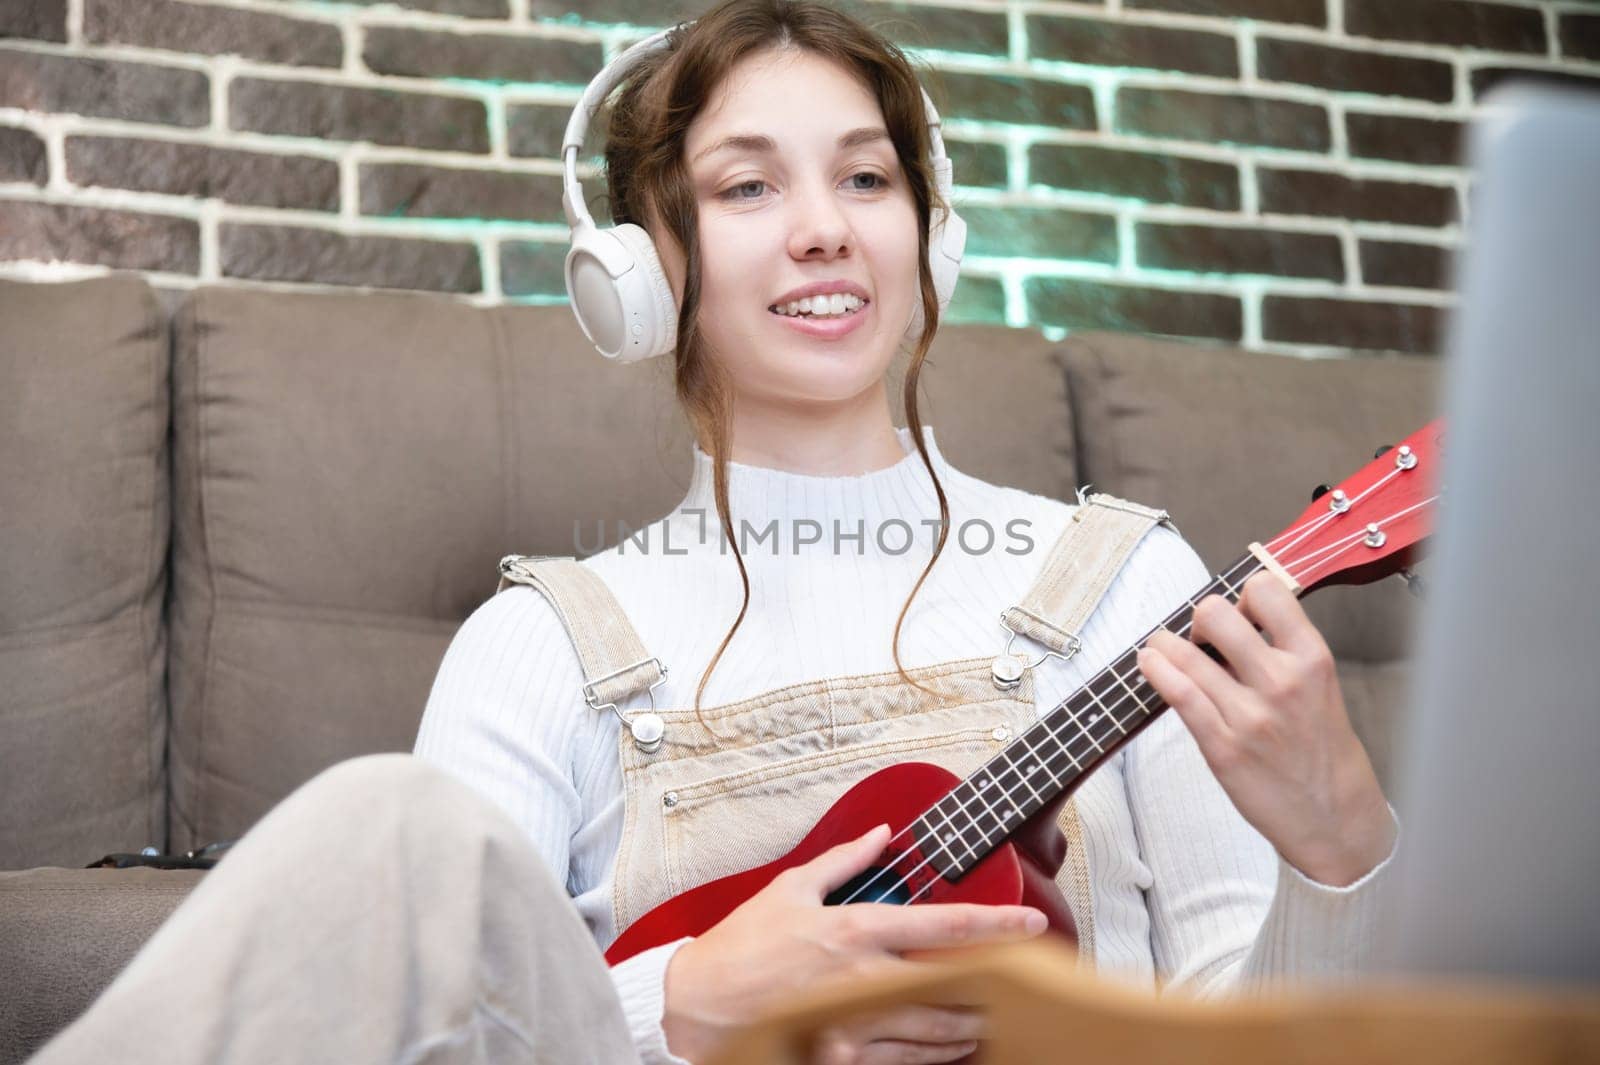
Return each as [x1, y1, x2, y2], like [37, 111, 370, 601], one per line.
[1346, 111, 1464, 167]
[961, 206, 1117, 262]
[0, 199, 198, 272]
[1117, 87, 1329, 151]
[1137, 222, 1341, 280]
[363, 27, 602, 85]
[1258, 168, 1457, 227]
[1258, 38, 1452, 102]
[1, 0, 66, 40]
[1560, 14, 1600, 62]
[84, 0, 340, 68]
[262, 0, 507, 16]
[360, 163, 564, 223]
[1471, 65, 1600, 101]
[1359, 239, 1456, 290]
[526, 0, 686, 22]
[1025, 276, 1242, 341]
[1029, 143, 1239, 210]
[231, 78, 488, 153]
[500, 239, 568, 298]
[66, 136, 339, 211]
[945, 274, 1006, 324]
[221, 223, 481, 293]
[1262, 295, 1446, 354]
[0, 126, 46, 184]
[945, 138, 1006, 189]
[1346, 0, 1544, 53]
[1028, 15, 1237, 77]
[1124, 0, 1323, 25]
[507, 102, 572, 159]
[0, 48, 209, 126]
[936, 71, 1095, 130]
[833, 0, 1009, 57]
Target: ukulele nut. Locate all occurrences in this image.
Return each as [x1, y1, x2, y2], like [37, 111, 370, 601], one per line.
[1396, 445, 1417, 470]
[1364, 523, 1387, 548]
[1329, 489, 1351, 514]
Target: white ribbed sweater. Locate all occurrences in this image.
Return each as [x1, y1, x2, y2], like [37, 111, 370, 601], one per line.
[413, 425, 1393, 1065]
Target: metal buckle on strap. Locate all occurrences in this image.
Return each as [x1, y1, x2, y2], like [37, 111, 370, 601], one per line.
[582, 658, 671, 754]
[496, 554, 572, 592]
[991, 612, 1081, 692]
[581, 656, 669, 713]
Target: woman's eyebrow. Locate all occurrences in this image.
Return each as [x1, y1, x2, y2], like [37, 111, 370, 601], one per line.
[691, 126, 890, 165]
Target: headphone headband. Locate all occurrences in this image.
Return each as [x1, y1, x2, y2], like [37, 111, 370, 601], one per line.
[560, 20, 965, 363]
[561, 27, 950, 233]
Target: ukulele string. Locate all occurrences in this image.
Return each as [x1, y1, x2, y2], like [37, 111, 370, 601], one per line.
[1263, 464, 1408, 560]
[868, 495, 1431, 911]
[1278, 495, 1437, 584]
[837, 548, 1267, 907]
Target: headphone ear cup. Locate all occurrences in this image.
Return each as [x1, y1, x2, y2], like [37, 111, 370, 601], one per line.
[906, 202, 967, 342]
[564, 222, 678, 362]
[610, 223, 678, 362]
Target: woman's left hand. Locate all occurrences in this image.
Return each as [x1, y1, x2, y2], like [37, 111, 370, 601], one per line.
[1136, 571, 1397, 887]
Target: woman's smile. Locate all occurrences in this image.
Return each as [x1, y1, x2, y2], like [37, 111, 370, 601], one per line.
[768, 294, 872, 340]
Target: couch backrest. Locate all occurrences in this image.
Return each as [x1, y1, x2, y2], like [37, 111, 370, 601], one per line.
[165, 285, 1075, 853]
[0, 276, 170, 870]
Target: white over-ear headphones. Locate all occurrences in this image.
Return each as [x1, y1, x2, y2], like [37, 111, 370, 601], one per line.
[560, 25, 967, 364]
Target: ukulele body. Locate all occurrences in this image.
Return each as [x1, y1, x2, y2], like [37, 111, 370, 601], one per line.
[604, 761, 1079, 965]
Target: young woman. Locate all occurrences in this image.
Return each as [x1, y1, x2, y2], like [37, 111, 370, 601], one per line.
[413, 3, 1398, 1064]
[32, 3, 1396, 1064]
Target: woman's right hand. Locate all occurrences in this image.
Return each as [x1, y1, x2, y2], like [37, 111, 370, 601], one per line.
[660, 823, 1049, 1064]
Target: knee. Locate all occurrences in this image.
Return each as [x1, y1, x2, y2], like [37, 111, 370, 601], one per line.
[288, 753, 498, 845]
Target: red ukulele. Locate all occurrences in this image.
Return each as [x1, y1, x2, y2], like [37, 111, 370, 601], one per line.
[606, 421, 1442, 965]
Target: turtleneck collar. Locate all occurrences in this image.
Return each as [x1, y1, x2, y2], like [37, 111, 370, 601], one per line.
[666, 425, 952, 557]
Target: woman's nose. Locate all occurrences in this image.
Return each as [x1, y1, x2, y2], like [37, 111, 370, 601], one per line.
[785, 181, 853, 261]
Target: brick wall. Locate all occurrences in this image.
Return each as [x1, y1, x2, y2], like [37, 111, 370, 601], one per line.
[2, 0, 1598, 355]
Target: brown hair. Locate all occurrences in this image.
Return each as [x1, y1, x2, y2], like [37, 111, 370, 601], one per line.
[601, 0, 956, 716]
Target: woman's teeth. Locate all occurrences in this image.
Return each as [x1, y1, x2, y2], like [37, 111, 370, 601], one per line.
[770, 293, 866, 318]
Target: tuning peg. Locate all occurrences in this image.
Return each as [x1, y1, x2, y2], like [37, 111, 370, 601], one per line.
[1374, 444, 1394, 459]
[1311, 484, 1332, 502]
[1400, 567, 1425, 600]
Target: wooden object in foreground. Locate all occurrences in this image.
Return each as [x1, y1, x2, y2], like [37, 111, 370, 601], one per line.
[706, 938, 1600, 1065]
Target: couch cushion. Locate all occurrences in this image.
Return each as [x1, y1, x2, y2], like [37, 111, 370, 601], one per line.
[1059, 332, 1440, 788]
[0, 867, 205, 1061]
[0, 276, 170, 870]
[167, 287, 1079, 851]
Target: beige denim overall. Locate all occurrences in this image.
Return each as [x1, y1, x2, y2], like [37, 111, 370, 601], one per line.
[498, 494, 1170, 966]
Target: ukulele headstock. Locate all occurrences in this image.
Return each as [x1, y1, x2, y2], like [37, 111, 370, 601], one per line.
[1260, 419, 1443, 595]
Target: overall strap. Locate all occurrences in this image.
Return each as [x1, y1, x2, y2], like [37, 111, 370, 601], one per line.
[998, 494, 1172, 671]
[496, 555, 667, 713]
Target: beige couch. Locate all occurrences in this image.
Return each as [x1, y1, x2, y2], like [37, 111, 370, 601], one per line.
[0, 274, 1438, 1062]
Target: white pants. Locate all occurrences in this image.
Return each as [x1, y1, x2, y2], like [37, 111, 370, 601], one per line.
[30, 754, 643, 1065]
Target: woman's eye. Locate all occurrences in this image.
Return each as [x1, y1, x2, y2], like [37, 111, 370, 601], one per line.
[848, 171, 886, 191]
[720, 179, 767, 201]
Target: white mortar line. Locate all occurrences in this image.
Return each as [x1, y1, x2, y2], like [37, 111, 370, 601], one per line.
[1238, 22, 1256, 86]
[344, 19, 364, 76]
[340, 149, 359, 221]
[1545, 5, 1561, 59]
[480, 234, 501, 299]
[42, 127, 69, 194]
[198, 198, 221, 281]
[1327, 0, 1343, 38]
[1238, 157, 1259, 216]
[66, 0, 84, 45]
[1240, 281, 1263, 348]
[1340, 226, 1360, 287]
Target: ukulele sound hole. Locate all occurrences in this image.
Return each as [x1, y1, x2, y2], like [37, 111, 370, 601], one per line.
[824, 866, 911, 906]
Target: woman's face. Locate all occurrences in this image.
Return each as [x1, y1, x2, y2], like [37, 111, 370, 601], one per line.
[651, 47, 921, 409]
